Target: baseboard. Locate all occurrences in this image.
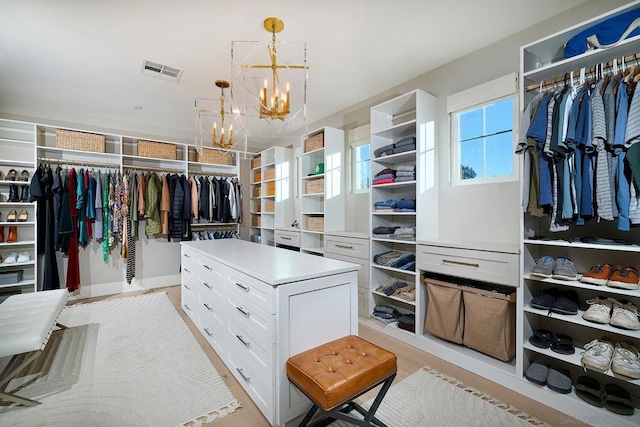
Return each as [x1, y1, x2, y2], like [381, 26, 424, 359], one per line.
[67, 274, 181, 301]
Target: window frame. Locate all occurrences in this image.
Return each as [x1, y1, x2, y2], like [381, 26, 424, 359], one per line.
[347, 125, 371, 194]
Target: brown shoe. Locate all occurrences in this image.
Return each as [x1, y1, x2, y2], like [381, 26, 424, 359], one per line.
[0, 225, 4, 243]
[17, 209, 28, 222]
[608, 267, 640, 290]
[6, 226, 17, 243]
[580, 264, 615, 286]
[6, 209, 17, 222]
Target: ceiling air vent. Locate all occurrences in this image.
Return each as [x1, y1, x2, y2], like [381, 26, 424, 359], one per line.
[140, 59, 183, 83]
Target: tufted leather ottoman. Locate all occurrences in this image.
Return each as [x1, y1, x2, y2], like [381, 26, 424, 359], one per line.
[287, 335, 397, 427]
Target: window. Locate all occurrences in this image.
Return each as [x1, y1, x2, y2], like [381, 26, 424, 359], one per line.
[448, 73, 518, 185]
[348, 124, 371, 193]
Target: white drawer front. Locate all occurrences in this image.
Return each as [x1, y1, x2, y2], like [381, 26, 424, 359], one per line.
[325, 236, 369, 260]
[198, 304, 226, 358]
[227, 349, 274, 424]
[275, 230, 301, 248]
[180, 283, 198, 324]
[227, 269, 275, 314]
[417, 246, 519, 287]
[198, 256, 226, 282]
[227, 292, 275, 343]
[227, 317, 274, 385]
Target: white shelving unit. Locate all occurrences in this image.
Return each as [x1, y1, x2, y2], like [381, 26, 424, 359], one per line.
[250, 146, 293, 246]
[299, 127, 346, 256]
[0, 119, 37, 294]
[519, 2, 640, 425]
[364, 89, 437, 344]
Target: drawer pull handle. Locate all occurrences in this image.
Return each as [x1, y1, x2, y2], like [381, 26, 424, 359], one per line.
[184, 284, 191, 290]
[236, 306, 250, 317]
[183, 253, 191, 258]
[183, 304, 191, 311]
[203, 282, 212, 289]
[203, 327, 213, 337]
[236, 334, 250, 347]
[203, 264, 213, 271]
[236, 368, 250, 383]
[203, 303, 212, 311]
[184, 267, 191, 273]
[236, 282, 250, 292]
[281, 236, 292, 240]
[442, 259, 480, 268]
[336, 244, 354, 249]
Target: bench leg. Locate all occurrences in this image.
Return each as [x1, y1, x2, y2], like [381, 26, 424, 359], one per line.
[0, 351, 43, 406]
[0, 391, 41, 407]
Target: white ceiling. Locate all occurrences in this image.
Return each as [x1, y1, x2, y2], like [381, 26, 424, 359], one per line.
[0, 0, 585, 151]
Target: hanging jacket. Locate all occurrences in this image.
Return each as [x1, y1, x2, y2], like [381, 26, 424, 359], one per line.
[144, 172, 162, 236]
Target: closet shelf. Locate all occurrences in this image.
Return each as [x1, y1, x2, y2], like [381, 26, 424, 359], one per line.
[187, 160, 235, 169]
[37, 146, 121, 159]
[371, 290, 416, 307]
[0, 279, 35, 289]
[301, 247, 324, 255]
[0, 137, 34, 145]
[371, 151, 416, 166]
[0, 221, 35, 226]
[302, 174, 324, 180]
[372, 237, 416, 244]
[0, 240, 35, 247]
[0, 261, 35, 268]
[0, 180, 30, 186]
[301, 230, 324, 235]
[371, 264, 416, 276]
[302, 192, 324, 197]
[372, 180, 416, 188]
[0, 202, 34, 207]
[524, 275, 640, 297]
[301, 147, 324, 156]
[0, 160, 34, 167]
[372, 211, 416, 216]
[524, 342, 640, 386]
[524, 239, 640, 253]
[371, 119, 416, 139]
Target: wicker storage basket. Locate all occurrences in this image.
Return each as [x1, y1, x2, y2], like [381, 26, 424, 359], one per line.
[197, 148, 230, 165]
[252, 186, 260, 198]
[137, 140, 176, 160]
[251, 216, 261, 227]
[304, 132, 324, 152]
[305, 178, 324, 194]
[254, 172, 262, 183]
[264, 200, 275, 213]
[307, 216, 324, 232]
[56, 129, 106, 153]
[265, 181, 275, 196]
[251, 156, 261, 169]
[264, 169, 275, 181]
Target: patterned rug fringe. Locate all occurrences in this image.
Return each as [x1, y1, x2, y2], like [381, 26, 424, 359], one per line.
[182, 399, 242, 427]
[421, 366, 549, 427]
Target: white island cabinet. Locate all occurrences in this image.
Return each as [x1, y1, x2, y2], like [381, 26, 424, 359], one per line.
[180, 239, 360, 426]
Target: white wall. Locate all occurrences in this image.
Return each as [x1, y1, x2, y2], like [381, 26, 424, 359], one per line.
[305, 0, 629, 246]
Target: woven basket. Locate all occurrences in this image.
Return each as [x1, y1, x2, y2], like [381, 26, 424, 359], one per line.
[56, 129, 106, 153]
[252, 186, 260, 198]
[305, 178, 324, 194]
[264, 169, 275, 181]
[254, 171, 262, 183]
[251, 216, 261, 227]
[251, 156, 261, 169]
[264, 200, 275, 213]
[137, 140, 176, 160]
[304, 132, 324, 152]
[265, 181, 275, 196]
[197, 148, 230, 165]
[307, 216, 324, 232]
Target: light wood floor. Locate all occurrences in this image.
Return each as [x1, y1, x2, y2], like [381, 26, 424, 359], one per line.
[72, 286, 585, 426]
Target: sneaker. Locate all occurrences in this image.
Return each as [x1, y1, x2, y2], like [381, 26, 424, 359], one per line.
[607, 266, 640, 290]
[2, 252, 17, 264]
[552, 257, 578, 281]
[580, 264, 615, 286]
[611, 342, 640, 379]
[581, 338, 614, 373]
[582, 297, 614, 324]
[609, 300, 640, 331]
[16, 252, 29, 263]
[530, 256, 555, 278]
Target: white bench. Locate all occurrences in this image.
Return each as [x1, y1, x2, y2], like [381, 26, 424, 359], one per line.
[0, 289, 68, 406]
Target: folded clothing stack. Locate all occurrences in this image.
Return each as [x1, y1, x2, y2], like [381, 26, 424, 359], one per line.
[371, 305, 400, 324]
[373, 198, 416, 212]
[397, 313, 415, 333]
[394, 226, 416, 240]
[395, 164, 416, 183]
[373, 167, 396, 185]
[373, 199, 397, 211]
[373, 136, 417, 158]
[373, 251, 415, 271]
[376, 280, 409, 296]
[373, 226, 400, 238]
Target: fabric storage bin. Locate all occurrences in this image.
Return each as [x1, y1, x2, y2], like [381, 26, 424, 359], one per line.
[196, 148, 229, 165]
[137, 140, 176, 160]
[307, 216, 324, 232]
[462, 290, 515, 362]
[251, 216, 261, 227]
[252, 186, 260, 198]
[304, 132, 324, 152]
[424, 280, 464, 344]
[254, 172, 262, 183]
[305, 178, 324, 194]
[264, 169, 275, 181]
[56, 129, 105, 153]
[251, 156, 261, 169]
[264, 200, 275, 212]
[266, 181, 275, 196]
[0, 270, 23, 286]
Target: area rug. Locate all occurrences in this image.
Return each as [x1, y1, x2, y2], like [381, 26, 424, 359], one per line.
[330, 366, 548, 427]
[0, 292, 240, 426]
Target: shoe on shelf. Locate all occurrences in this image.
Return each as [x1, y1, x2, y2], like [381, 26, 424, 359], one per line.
[530, 255, 555, 278]
[6, 226, 17, 243]
[17, 209, 28, 222]
[611, 342, 640, 380]
[5, 169, 16, 181]
[581, 338, 614, 373]
[607, 267, 640, 290]
[580, 264, 615, 286]
[552, 257, 578, 281]
[550, 289, 579, 315]
[18, 170, 29, 182]
[0, 171, 3, 180]
[19, 185, 29, 203]
[529, 288, 558, 310]
[2, 252, 17, 264]
[16, 252, 30, 263]
[609, 300, 640, 331]
[0, 226, 4, 243]
[583, 296, 614, 324]
[8, 184, 19, 202]
[6, 209, 17, 222]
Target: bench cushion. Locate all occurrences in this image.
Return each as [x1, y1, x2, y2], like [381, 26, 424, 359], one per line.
[0, 289, 68, 358]
[286, 335, 397, 411]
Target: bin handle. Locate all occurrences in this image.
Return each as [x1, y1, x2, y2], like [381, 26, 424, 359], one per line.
[442, 259, 479, 268]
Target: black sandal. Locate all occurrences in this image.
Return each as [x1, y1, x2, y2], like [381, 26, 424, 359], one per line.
[550, 333, 575, 355]
[528, 329, 553, 349]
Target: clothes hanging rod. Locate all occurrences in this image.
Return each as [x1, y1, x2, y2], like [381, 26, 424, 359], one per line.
[525, 51, 640, 93]
[38, 157, 119, 168]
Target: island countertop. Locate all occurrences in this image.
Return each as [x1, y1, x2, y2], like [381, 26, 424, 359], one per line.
[181, 239, 360, 286]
